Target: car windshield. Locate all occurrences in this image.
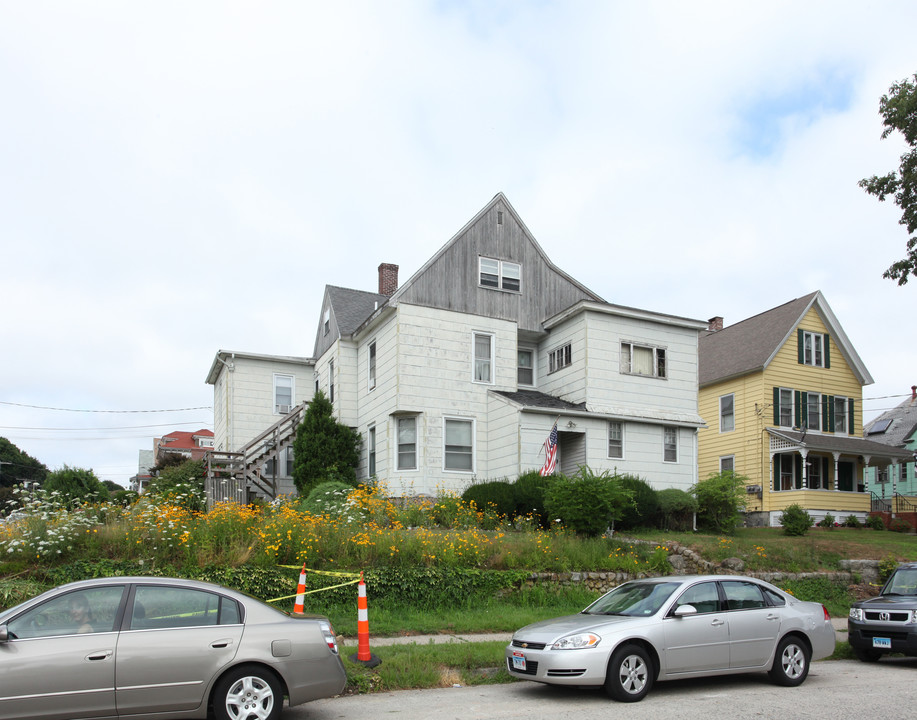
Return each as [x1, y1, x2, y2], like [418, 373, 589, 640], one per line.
[884, 568, 917, 596]
[582, 581, 681, 617]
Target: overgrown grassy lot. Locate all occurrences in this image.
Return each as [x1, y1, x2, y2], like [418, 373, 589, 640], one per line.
[0, 484, 908, 693]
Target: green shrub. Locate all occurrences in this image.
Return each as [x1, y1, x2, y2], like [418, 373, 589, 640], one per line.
[656, 488, 697, 531]
[298, 481, 355, 516]
[43, 466, 110, 508]
[780, 504, 813, 536]
[615, 475, 660, 531]
[878, 553, 899, 582]
[692, 471, 747, 534]
[888, 517, 913, 533]
[461, 481, 515, 522]
[843, 515, 862, 528]
[544, 467, 633, 537]
[146, 459, 206, 512]
[816, 513, 836, 528]
[867, 514, 886, 531]
[511, 471, 551, 527]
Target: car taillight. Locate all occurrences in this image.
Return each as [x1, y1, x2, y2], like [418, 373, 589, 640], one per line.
[823, 605, 831, 622]
[319, 620, 339, 654]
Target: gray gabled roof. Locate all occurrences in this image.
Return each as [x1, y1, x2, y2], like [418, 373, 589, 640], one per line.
[863, 391, 917, 449]
[326, 285, 388, 336]
[768, 428, 914, 463]
[699, 291, 872, 388]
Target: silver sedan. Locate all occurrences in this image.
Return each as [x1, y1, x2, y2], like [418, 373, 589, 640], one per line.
[506, 574, 835, 702]
[0, 576, 346, 720]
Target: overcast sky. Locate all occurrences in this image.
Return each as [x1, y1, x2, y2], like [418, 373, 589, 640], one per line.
[2, 1, 915, 486]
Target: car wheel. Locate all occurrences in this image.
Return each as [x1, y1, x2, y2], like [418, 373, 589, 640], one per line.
[852, 646, 882, 663]
[213, 665, 283, 720]
[769, 636, 810, 687]
[605, 643, 653, 702]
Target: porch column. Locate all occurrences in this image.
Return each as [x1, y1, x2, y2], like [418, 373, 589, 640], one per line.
[832, 452, 840, 491]
[863, 455, 872, 497]
[800, 449, 809, 490]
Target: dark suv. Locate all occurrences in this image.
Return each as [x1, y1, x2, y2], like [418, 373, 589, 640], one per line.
[848, 562, 917, 661]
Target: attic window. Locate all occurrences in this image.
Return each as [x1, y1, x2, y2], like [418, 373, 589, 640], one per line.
[479, 256, 521, 292]
[497, 211, 503, 225]
[323, 308, 330, 336]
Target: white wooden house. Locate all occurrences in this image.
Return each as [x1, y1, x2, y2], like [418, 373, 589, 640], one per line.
[207, 193, 707, 499]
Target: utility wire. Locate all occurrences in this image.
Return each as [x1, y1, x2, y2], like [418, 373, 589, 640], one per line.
[0, 401, 212, 413]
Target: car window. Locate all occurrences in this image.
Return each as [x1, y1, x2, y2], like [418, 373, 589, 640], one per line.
[885, 568, 917, 595]
[584, 581, 681, 617]
[7, 586, 125, 639]
[762, 587, 786, 606]
[672, 581, 719, 614]
[130, 586, 240, 630]
[721, 581, 766, 610]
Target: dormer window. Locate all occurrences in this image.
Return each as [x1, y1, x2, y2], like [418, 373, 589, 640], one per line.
[479, 257, 521, 292]
[323, 308, 330, 336]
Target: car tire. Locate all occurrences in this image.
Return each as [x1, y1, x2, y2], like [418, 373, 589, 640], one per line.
[212, 665, 283, 720]
[852, 646, 882, 663]
[769, 636, 810, 687]
[604, 643, 653, 702]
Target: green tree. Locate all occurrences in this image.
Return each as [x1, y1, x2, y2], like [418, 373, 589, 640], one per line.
[0, 437, 48, 487]
[860, 73, 917, 285]
[292, 391, 361, 497]
[692, 470, 748, 535]
[43, 465, 110, 507]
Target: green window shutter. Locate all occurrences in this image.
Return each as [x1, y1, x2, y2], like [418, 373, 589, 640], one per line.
[773, 387, 780, 425]
[822, 395, 829, 432]
[794, 455, 803, 489]
[824, 333, 831, 368]
[797, 329, 805, 364]
[822, 457, 830, 488]
[799, 391, 807, 428]
[848, 399, 856, 434]
[795, 390, 802, 428]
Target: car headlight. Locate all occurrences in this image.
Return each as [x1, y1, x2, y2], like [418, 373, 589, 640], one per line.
[909, 610, 917, 625]
[552, 632, 601, 650]
[849, 608, 863, 622]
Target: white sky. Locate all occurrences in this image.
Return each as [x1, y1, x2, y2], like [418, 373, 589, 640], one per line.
[1, 1, 915, 486]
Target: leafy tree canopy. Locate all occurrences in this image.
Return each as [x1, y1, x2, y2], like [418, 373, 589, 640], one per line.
[292, 390, 361, 497]
[0, 437, 48, 488]
[860, 73, 917, 285]
[43, 465, 110, 507]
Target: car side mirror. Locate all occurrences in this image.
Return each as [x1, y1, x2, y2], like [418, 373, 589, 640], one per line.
[0, 625, 8, 643]
[673, 604, 697, 617]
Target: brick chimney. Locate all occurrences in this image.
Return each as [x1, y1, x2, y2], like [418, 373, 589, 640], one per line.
[912, 385, 916, 401]
[708, 316, 724, 332]
[378, 263, 399, 296]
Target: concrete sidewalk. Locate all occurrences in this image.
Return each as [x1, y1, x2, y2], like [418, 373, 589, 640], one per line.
[340, 617, 848, 648]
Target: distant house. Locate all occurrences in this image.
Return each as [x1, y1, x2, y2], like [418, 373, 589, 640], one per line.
[698, 292, 912, 526]
[863, 386, 917, 499]
[154, 429, 215, 465]
[207, 193, 708, 501]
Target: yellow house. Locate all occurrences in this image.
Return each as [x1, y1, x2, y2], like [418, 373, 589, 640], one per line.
[698, 291, 912, 527]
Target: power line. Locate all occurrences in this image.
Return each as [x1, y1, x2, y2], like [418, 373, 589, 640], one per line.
[0, 401, 212, 413]
[0, 421, 212, 431]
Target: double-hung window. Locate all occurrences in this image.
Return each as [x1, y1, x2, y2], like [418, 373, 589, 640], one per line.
[444, 417, 474, 472]
[368, 426, 376, 477]
[473, 333, 494, 383]
[777, 387, 794, 427]
[720, 394, 735, 432]
[806, 392, 821, 431]
[663, 427, 678, 463]
[274, 374, 293, 414]
[368, 341, 377, 391]
[621, 342, 666, 378]
[799, 329, 829, 368]
[517, 347, 534, 386]
[329, 360, 335, 404]
[479, 257, 521, 292]
[833, 396, 848, 434]
[397, 417, 417, 471]
[608, 421, 624, 459]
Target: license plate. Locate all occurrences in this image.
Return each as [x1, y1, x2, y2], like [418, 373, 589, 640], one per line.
[873, 637, 892, 649]
[512, 651, 526, 671]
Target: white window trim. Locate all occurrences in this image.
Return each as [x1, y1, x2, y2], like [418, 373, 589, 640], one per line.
[663, 426, 678, 463]
[517, 346, 536, 387]
[548, 343, 572, 374]
[620, 341, 667, 379]
[719, 393, 735, 433]
[833, 395, 849, 435]
[778, 387, 794, 428]
[443, 415, 475, 474]
[273, 374, 294, 415]
[367, 425, 376, 478]
[395, 415, 419, 472]
[608, 421, 625, 460]
[368, 340, 377, 392]
[478, 256, 522, 293]
[802, 330, 827, 367]
[720, 455, 735, 473]
[806, 391, 821, 431]
[472, 331, 495, 385]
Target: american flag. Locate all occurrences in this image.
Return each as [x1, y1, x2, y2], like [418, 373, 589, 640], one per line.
[540, 422, 558, 476]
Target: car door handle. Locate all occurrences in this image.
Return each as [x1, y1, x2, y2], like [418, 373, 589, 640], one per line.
[211, 639, 234, 649]
[766, 613, 780, 621]
[87, 650, 113, 661]
[710, 619, 725, 627]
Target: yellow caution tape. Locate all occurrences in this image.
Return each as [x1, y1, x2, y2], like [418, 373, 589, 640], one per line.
[278, 565, 362, 579]
[267, 576, 361, 604]
[267, 565, 364, 604]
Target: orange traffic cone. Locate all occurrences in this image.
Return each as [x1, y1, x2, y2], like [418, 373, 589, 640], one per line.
[293, 563, 307, 614]
[349, 571, 381, 667]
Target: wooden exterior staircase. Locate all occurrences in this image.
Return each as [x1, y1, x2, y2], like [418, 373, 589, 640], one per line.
[204, 403, 306, 508]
